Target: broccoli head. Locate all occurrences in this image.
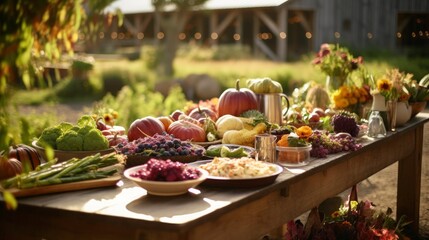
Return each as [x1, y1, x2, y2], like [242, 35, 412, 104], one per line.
[56, 131, 84, 151]
[77, 115, 97, 128]
[37, 126, 63, 149]
[77, 125, 94, 137]
[57, 122, 74, 132]
[83, 129, 109, 151]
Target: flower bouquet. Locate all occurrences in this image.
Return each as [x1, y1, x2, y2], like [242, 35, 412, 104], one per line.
[313, 44, 363, 91]
[285, 186, 411, 240]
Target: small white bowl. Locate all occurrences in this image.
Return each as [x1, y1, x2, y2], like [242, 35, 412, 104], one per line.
[123, 165, 208, 196]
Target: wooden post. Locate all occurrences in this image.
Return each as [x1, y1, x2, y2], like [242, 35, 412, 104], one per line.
[277, 6, 287, 61]
[397, 125, 423, 235]
[210, 13, 218, 46]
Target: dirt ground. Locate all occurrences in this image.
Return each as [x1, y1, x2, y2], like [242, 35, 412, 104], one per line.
[20, 103, 429, 239]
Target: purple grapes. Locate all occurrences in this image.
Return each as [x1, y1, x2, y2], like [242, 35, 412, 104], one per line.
[114, 133, 205, 157]
[308, 130, 363, 158]
[130, 159, 201, 181]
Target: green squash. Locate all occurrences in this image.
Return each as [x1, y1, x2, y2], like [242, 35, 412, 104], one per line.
[247, 77, 283, 94]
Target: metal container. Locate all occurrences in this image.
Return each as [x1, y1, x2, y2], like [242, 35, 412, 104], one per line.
[254, 134, 277, 163]
[256, 93, 290, 125]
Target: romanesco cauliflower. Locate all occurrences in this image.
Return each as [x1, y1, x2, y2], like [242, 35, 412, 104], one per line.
[37, 126, 63, 148]
[83, 129, 109, 151]
[56, 131, 84, 151]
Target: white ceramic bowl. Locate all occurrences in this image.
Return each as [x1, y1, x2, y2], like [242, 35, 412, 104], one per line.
[123, 165, 208, 196]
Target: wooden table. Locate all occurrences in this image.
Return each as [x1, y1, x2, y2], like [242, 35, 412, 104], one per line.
[1, 113, 428, 240]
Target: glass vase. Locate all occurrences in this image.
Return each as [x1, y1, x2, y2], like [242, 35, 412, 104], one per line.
[387, 100, 398, 132]
[325, 75, 347, 93]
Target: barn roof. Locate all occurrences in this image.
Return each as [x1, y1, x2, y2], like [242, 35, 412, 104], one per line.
[105, 0, 289, 14]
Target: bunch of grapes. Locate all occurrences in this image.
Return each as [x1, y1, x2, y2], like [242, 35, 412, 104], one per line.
[114, 133, 205, 157]
[130, 159, 201, 181]
[308, 130, 362, 158]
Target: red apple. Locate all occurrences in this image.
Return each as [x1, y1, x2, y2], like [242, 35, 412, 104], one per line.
[167, 120, 206, 142]
[312, 107, 326, 118]
[169, 110, 185, 121]
[96, 120, 111, 131]
[106, 134, 128, 147]
[308, 113, 321, 123]
[128, 116, 166, 141]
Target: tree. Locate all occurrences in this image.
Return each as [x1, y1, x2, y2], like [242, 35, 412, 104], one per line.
[152, 0, 208, 76]
[0, 0, 119, 150]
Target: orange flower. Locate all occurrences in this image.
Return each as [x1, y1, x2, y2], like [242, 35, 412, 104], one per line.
[277, 134, 289, 147]
[295, 126, 313, 139]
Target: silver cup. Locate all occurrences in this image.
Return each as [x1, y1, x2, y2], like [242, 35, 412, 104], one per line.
[256, 93, 290, 126]
[254, 134, 277, 163]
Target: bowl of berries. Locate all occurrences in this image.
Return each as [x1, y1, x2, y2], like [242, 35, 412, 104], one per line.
[115, 133, 206, 168]
[124, 158, 208, 196]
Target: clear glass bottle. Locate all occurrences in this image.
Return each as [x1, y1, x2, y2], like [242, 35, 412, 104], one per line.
[367, 110, 387, 138]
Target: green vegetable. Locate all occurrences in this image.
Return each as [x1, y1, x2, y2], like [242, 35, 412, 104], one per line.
[206, 145, 248, 157]
[1, 153, 124, 189]
[77, 115, 97, 128]
[56, 131, 84, 151]
[83, 129, 109, 151]
[247, 77, 283, 94]
[206, 146, 222, 157]
[36, 115, 109, 151]
[37, 126, 63, 148]
[220, 146, 246, 158]
[57, 122, 74, 132]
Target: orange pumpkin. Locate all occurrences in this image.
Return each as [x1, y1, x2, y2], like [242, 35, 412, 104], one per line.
[216, 79, 258, 117]
[157, 116, 174, 130]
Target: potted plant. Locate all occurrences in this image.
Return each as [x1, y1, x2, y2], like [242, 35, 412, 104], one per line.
[404, 73, 429, 118]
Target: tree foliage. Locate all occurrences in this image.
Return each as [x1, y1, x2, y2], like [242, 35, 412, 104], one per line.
[0, 0, 119, 94]
[0, 0, 119, 151]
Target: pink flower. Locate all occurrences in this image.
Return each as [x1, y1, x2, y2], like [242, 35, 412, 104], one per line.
[372, 228, 399, 240]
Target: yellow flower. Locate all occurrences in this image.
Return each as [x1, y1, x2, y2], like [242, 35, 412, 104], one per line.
[335, 98, 349, 108]
[332, 91, 342, 101]
[377, 78, 392, 92]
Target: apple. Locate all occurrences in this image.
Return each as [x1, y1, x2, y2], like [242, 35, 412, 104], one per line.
[286, 111, 303, 123]
[101, 126, 126, 136]
[96, 120, 111, 131]
[169, 110, 185, 121]
[128, 116, 166, 141]
[167, 120, 206, 142]
[312, 107, 326, 118]
[308, 113, 321, 123]
[105, 134, 128, 147]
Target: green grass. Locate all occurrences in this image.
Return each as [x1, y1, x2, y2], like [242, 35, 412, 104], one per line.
[13, 46, 429, 106]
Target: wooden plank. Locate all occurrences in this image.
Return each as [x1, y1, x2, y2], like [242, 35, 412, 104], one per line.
[255, 10, 280, 34]
[214, 10, 239, 36]
[1, 175, 121, 198]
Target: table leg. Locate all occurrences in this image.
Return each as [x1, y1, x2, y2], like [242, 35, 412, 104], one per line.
[397, 125, 424, 235]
